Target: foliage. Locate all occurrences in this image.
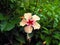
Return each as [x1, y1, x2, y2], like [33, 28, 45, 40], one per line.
[0, 0, 60, 45]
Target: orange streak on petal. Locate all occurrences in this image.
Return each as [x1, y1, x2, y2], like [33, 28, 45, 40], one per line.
[20, 16, 24, 19]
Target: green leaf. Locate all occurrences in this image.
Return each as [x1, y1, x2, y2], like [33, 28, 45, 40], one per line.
[52, 39, 59, 45]
[1, 21, 15, 31]
[16, 36, 25, 43]
[42, 27, 51, 35]
[11, 0, 16, 3]
[53, 18, 58, 28]
[45, 37, 51, 45]
[59, 43, 60, 45]
[53, 33, 60, 40]
[40, 34, 45, 40]
[36, 42, 41, 45]
[4, 22, 15, 31]
[1, 21, 7, 31]
[0, 13, 5, 20]
[24, 0, 29, 8]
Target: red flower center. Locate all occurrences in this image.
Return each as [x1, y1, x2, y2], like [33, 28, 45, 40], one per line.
[27, 19, 34, 25]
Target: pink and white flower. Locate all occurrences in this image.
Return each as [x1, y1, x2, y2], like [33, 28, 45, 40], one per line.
[20, 13, 41, 33]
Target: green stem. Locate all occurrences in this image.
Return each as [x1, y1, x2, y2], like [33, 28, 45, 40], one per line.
[27, 33, 31, 45]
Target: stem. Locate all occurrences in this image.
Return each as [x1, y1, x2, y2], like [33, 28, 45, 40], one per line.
[27, 33, 31, 45]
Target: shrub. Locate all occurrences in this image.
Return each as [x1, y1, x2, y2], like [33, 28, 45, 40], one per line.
[0, 0, 60, 45]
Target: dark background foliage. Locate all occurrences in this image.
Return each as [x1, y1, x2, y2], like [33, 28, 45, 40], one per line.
[0, 0, 60, 45]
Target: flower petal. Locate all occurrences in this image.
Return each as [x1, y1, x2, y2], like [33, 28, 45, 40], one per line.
[20, 19, 26, 26]
[24, 26, 33, 33]
[24, 13, 32, 20]
[32, 15, 40, 21]
[33, 22, 40, 30]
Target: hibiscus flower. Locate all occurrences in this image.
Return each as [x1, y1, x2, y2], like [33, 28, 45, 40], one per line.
[20, 13, 41, 33]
